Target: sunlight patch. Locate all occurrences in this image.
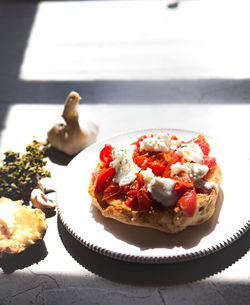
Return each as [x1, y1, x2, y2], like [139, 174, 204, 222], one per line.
[19, 0, 250, 81]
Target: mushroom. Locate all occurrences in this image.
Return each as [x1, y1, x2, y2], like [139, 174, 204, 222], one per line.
[47, 91, 99, 155]
[30, 188, 56, 215]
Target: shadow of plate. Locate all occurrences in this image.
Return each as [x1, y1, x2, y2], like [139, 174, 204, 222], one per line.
[57, 195, 250, 286]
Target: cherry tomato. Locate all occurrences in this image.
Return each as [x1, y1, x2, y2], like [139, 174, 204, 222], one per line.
[131, 135, 148, 149]
[177, 188, 197, 217]
[136, 189, 152, 211]
[174, 172, 194, 195]
[123, 173, 149, 209]
[102, 182, 121, 200]
[147, 153, 168, 176]
[133, 153, 148, 170]
[94, 167, 115, 193]
[100, 144, 113, 167]
[124, 196, 137, 207]
[193, 135, 210, 156]
[122, 173, 142, 195]
[162, 152, 180, 178]
[203, 156, 217, 168]
[135, 172, 145, 187]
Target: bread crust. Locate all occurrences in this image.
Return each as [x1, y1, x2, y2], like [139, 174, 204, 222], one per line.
[88, 165, 222, 234]
[0, 197, 47, 258]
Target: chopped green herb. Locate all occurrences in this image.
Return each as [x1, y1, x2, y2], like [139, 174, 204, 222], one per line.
[0, 140, 50, 203]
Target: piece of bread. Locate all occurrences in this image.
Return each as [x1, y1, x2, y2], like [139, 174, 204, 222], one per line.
[89, 164, 222, 234]
[0, 197, 47, 258]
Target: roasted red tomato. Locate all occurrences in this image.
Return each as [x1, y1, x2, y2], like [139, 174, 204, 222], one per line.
[100, 144, 113, 167]
[193, 135, 210, 156]
[131, 135, 148, 149]
[102, 182, 121, 200]
[123, 173, 143, 194]
[123, 173, 152, 210]
[203, 155, 217, 168]
[123, 174, 140, 207]
[147, 153, 168, 176]
[136, 189, 152, 211]
[162, 152, 180, 178]
[94, 167, 115, 193]
[133, 152, 148, 170]
[174, 172, 194, 195]
[124, 196, 137, 207]
[177, 188, 197, 217]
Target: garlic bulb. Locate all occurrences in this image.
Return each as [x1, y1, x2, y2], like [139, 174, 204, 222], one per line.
[47, 91, 99, 155]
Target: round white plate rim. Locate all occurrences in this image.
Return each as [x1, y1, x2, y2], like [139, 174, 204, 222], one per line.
[57, 128, 250, 264]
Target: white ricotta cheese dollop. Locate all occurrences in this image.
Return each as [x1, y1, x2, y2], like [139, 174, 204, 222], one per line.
[170, 139, 182, 150]
[171, 161, 209, 180]
[176, 142, 204, 163]
[171, 162, 191, 177]
[141, 168, 176, 207]
[139, 133, 172, 153]
[188, 162, 209, 180]
[170, 161, 217, 191]
[110, 145, 140, 186]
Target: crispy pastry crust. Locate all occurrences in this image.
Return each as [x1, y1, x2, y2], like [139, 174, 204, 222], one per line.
[88, 165, 222, 233]
[0, 197, 47, 258]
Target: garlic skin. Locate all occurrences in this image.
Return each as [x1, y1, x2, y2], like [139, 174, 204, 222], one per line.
[47, 91, 99, 155]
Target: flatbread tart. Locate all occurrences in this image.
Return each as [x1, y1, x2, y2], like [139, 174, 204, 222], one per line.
[88, 132, 222, 233]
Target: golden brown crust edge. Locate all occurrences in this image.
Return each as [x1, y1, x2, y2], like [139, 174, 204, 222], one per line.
[0, 197, 47, 258]
[88, 166, 222, 234]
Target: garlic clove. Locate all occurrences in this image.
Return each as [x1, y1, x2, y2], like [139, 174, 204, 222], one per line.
[30, 188, 56, 214]
[47, 91, 99, 155]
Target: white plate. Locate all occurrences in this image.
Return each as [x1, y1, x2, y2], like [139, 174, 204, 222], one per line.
[57, 128, 250, 263]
